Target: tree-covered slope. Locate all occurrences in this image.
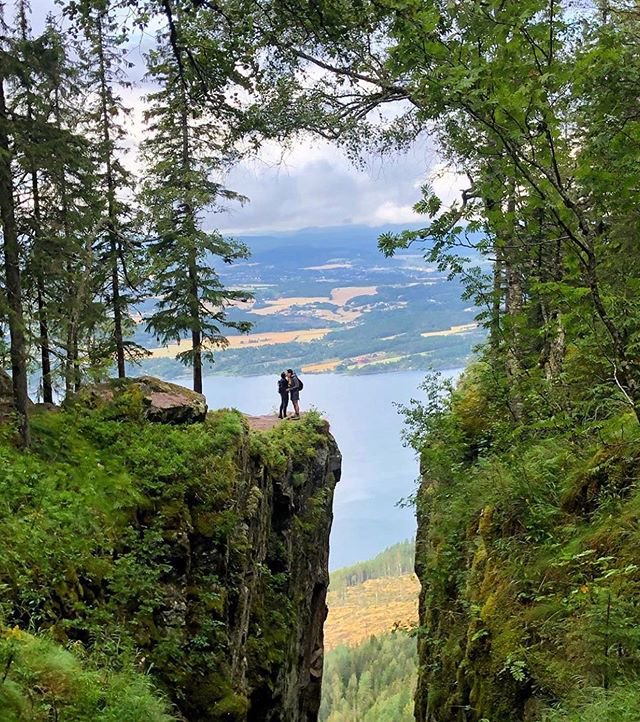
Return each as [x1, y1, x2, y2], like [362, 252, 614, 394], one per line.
[320, 632, 416, 722]
[321, 542, 419, 721]
[329, 540, 415, 592]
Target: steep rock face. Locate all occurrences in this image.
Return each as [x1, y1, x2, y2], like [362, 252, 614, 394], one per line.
[0, 379, 341, 722]
[234, 430, 341, 721]
[171, 416, 342, 722]
[413, 414, 640, 722]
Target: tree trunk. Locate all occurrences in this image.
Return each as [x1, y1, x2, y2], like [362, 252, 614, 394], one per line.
[176, 53, 203, 394]
[541, 236, 566, 381]
[52, 83, 81, 400]
[37, 281, 53, 403]
[192, 328, 203, 394]
[30, 163, 53, 403]
[20, 2, 53, 404]
[97, 15, 126, 378]
[65, 323, 74, 397]
[503, 191, 525, 422]
[31, 170, 53, 403]
[490, 244, 503, 355]
[111, 237, 125, 378]
[189, 253, 203, 394]
[72, 327, 81, 393]
[0, 74, 30, 446]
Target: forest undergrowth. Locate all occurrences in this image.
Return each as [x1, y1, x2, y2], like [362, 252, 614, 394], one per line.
[407, 360, 640, 721]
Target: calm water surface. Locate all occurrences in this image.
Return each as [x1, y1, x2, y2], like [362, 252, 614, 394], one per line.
[193, 370, 461, 570]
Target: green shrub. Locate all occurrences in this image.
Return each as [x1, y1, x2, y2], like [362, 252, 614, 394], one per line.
[0, 628, 173, 721]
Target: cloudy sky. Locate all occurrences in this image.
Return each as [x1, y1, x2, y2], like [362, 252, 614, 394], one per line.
[28, 0, 464, 237]
[215, 139, 463, 236]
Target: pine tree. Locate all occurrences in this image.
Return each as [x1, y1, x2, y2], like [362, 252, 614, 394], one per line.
[0, 10, 30, 445]
[75, 0, 145, 379]
[31, 13, 102, 396]
[141, 15, 251, 393]
[11, 0, 62, 403]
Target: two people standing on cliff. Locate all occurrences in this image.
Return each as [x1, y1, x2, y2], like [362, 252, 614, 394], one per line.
[278, 369, 302, 420]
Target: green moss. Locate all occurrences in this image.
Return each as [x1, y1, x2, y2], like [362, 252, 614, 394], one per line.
[211, 691, 250, 718]
[0, 627, 173, 721]
[411, 363, 640, 721]
[0, 397, 334, 721]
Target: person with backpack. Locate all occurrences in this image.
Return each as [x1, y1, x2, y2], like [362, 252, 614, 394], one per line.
[278, 371, 289, 419]
[287, 368, 303, 419]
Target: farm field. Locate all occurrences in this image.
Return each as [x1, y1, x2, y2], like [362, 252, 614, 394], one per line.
[147, 327, 331, 357]
[131, 225, 486, 377]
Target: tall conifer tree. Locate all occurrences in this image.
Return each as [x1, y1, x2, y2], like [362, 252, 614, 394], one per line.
[12, 0, 60, 402]
[74, 0, 144, 379]
[141, 11, 251, 393]
[0, 9, 30, 444]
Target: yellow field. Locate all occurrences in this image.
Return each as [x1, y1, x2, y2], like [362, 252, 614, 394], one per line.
[246, 286, 379, 324]
[324, 573, 419, 651]
[146, 328, 331, 359]
[250, 296, 328, 316]
[314, 309, 363, 324]
[302, 359, 342, 373]
[421, 322, 478, 338]
[329, 286, 378, 306]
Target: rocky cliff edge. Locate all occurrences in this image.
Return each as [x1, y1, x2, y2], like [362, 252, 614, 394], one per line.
[0, 376, 341, 722]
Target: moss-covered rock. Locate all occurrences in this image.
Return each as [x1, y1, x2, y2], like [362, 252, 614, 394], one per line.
[68, 375, 208, 424]
[0, 382, 341, 722]
[413, 366, 640, 722]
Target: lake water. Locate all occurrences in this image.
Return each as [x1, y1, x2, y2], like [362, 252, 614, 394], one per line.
[194, 370, 462, 570]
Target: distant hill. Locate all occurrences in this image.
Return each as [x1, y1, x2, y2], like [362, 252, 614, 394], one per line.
[325, 573, 419, 651]
[325, 540, 419, 650]
[329, 539, 415, 592]
[325, 541, 418, 651]
[234, 222, 428, 252]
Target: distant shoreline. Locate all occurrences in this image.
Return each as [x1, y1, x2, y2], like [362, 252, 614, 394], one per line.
[129, 358, 473, 381]
[169, 366, 467, 388]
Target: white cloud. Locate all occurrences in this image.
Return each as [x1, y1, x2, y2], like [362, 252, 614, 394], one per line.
[29, 0, 444, 236]
[215, 138, 441, 234]
[428, 162, 468, 210]
[371, 201, 422, 225]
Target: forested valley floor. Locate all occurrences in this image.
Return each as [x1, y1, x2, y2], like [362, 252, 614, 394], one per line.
[320, 542, 419, 722]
